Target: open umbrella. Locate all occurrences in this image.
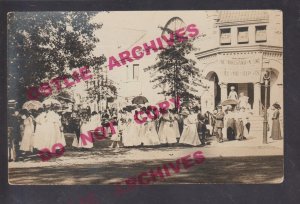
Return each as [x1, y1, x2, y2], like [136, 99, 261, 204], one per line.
[132, 96, 148, 105]
[55, 95, 75, 103]
[22, 100, 43, 110]
[54, 90, 75, 103]
[221, 99, 238, 106]
[42, 98, 62, 107]
[123, 105, 136, 112]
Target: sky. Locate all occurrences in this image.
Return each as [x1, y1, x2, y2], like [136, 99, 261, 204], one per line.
[89, 11, 216, 103]
[92, 11, 212, 57]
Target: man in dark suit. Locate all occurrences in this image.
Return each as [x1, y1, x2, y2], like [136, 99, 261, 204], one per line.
[8, 108, 21, 161]
[215, 105, 225, 143]
[70, 110, 81, 144]
[197, 109, 208, 145]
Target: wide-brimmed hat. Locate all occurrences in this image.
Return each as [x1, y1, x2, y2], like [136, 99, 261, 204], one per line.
[226, 105, 233, 110]
[272, 103, 281, 109]
[180, 110, 189, 116]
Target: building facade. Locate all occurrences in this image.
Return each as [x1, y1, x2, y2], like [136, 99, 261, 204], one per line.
[196, 11, 283, 115]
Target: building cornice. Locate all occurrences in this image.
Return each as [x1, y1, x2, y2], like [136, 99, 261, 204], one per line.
[195, 45, 282, 59]
[216, 20, 269, 27]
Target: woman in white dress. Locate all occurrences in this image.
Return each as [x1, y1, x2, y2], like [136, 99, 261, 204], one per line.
[20, 110, 34, 152]
[54, 110, 66, 147]
[179, 111, 201, 146]
[142, 108, 160, 146]
[170, 108, 181, 139]
[121, 111, 132, 147]
[77, 113, 93, 149]
[138, 107, 148, 146]
[123, 109, 142, 147]
[117, 112, 127, 147]
[109, 117, 121, 148]
[45, 106, 65, 149]
[158, 109, 177, 145]
[90, 111, 101, 130]
[33, 108, 48, 150]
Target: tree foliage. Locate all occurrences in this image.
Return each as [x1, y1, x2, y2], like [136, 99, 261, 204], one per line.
[7, 12, 106, 105]
[144, 30, 203, 102]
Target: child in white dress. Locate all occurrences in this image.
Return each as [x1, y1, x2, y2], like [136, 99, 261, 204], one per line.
[109, 119, 121, 148]
[77, 114, 93, 149]
[179, 111, 201, 146]
[20, 111, 34, 152]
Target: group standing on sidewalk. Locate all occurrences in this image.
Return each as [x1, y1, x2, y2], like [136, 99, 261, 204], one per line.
[8, 98, 283, 162]
[8, 104, 66, 161]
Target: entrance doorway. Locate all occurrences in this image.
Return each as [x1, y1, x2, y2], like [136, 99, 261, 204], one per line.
[212, 73, 221, 107]
[227, 83, 254, 108]
[204, 71, 221, 111]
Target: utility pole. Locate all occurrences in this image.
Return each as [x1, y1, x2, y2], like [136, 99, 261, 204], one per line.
[263, 70, 270, 144]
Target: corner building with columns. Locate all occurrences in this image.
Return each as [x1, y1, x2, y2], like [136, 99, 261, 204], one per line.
[195, 10, 283, 116]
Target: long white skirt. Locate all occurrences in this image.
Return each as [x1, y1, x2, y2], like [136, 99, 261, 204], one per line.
[158, 121, 177, 144]
[173, 120, 181, 139]
[20, 123, 34, 152]
[142, 121, 160, 146]
[111, 125, 120, 141]
[122, 122, 141, 146]
[77, 133, 93, 148]
[54, 124, 66, 146]
[33, 123, 49, 150]
[77, 123, 93, 148]
[179, 124, 201, 146]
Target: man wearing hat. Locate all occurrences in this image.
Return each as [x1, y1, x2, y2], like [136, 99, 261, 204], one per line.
[228, 86, 238, 100]
[196, 109, 208, 145]
[215, 105, 225, 143]
[8, 100, 21, 161]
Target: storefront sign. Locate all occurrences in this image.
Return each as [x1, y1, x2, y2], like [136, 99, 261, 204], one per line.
[221, 69, 261, 83]
[223, 70, 260, 77]
[219, 55, 262, 82]
[220, 58, 260, 66]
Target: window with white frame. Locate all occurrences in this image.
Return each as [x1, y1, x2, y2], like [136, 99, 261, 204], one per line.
[133, 64, 139, 80]
[220, 28, 231, 45]
[256, 25, 267, 42]
[238, 27, 249, 44]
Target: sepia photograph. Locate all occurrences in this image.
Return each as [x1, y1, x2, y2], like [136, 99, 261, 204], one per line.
[7, 10, 283, 187]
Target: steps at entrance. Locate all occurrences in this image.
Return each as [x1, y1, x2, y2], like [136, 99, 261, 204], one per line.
[248, 115, 263, 136]
[245, 114, 284, 138]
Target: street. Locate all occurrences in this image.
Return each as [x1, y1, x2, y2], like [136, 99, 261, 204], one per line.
[9, 134, 283, 185]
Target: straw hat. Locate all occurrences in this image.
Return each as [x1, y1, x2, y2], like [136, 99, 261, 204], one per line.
[272, 103, 281, 109]
[180, 110, 189, 116]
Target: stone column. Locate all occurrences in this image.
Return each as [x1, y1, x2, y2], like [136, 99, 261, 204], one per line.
[219, 82, 228, 103]
[253, 82, 261, 115]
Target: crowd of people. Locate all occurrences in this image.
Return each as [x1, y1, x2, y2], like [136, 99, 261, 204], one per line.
[8, 105, 66, 161]
[7, 103, 214, 161]
[67, 104, 213, 149]
[7, 96, 282, 162]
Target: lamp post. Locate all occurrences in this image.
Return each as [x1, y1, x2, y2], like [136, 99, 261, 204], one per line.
[263, 70, 270, 144]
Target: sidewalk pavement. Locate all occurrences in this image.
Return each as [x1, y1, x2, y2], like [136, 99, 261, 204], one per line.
[9, 134, 283, 169]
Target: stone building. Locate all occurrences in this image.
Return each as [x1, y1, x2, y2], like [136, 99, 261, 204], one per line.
[196, 10, 283, 115]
